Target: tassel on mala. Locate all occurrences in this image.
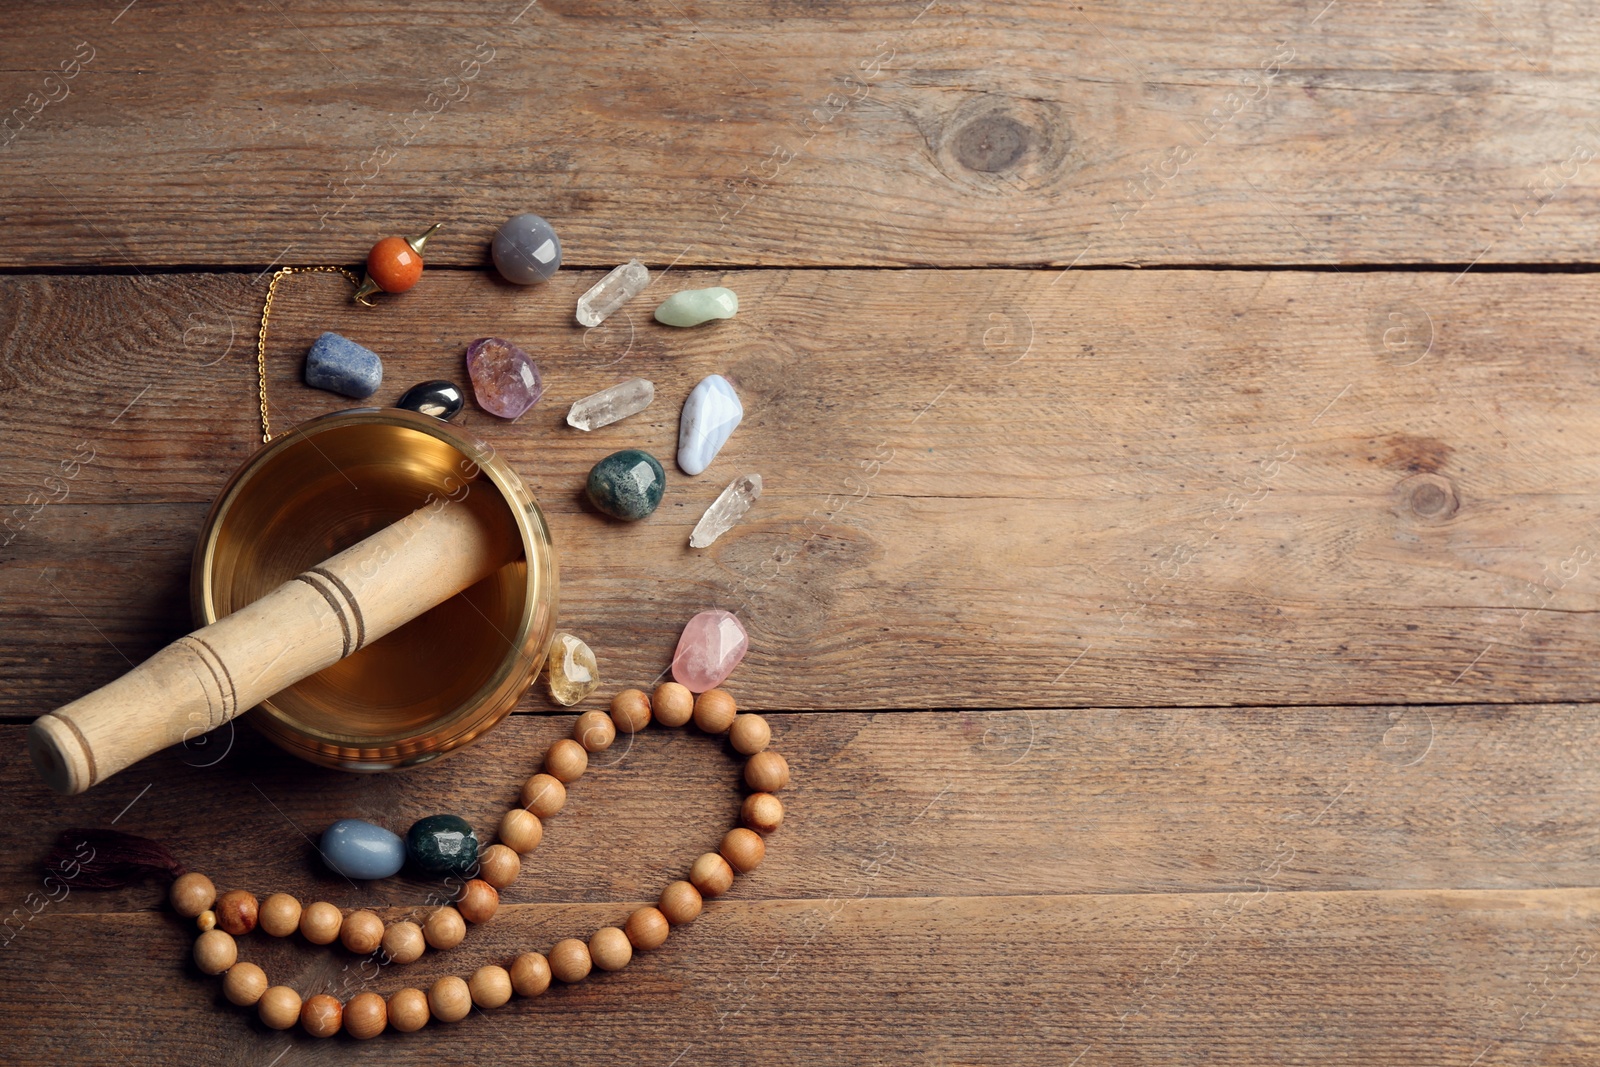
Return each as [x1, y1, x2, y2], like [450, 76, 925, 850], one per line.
[43, 828, 185, 890]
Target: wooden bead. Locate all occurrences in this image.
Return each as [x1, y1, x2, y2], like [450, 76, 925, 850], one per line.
[510, 952, 552, 997]
[169, 872, 215, 918]
[690, 852, 734, 898]
[478, 843, 521, 889]
[429, 976, 473, 1023]
[470, 964, 514, 1008]
[215, 889, 258, 936]
[300, 901, 342, 945]
[610, 688, 652, 732]
[196, 910, 216, 932]
[590, 926, 632, 971]
[300, 993, 343, 1038]
[692, 688, 738, 733]
[575, 709, 616, 751]
[387, 987, 430, 1032]
[345, 991, 387, 1040]
[258, 892, 301, 937]
[658, 880, 704, 925]
[548, 937, 592, 983]
[625, 906, 670, 950]
[382, 920, 426, 965]
[544, 738, 589, 783]
[720, 827, 766, 873]
[499, 808, 544, 853]
[340, 909, 384, 955]
[193, 929, 237, 975]
[520, 773, 566, 818]
[258, 985, 301, 1030]
[456, 879, 499, 924]
[651, 682, 694, 727]
[222, 961, 268, 1007]
[745, 750, 791, 792]
[729, 713, 771, 754]
[424, 906, 466, 950]
[742, 792, 785, 834]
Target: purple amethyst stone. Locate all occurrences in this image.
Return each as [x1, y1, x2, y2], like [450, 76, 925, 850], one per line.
[464, 337, 542, 419]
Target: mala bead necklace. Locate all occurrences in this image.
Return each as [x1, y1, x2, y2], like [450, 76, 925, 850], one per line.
[164, 683, 788, 1038]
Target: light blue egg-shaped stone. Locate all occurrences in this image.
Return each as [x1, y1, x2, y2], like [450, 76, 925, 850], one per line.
[320, 818, 405, 880]
[305, 331, 383, 399]
[677, 374, 743, 476]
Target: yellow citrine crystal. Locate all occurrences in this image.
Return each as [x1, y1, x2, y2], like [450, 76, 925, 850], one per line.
[546, 632, 600, 706]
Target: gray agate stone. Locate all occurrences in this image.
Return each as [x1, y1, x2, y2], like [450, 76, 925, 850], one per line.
[304, 331, 382, 399]
[491, 212, 562, 284]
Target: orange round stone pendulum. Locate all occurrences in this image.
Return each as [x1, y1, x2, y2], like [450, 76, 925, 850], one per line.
[353, 222, 442, 306]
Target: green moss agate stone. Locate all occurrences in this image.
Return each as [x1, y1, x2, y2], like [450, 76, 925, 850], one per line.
[653, 287, 738, 327]
[587, 448, 666, 521]
[405, 814, 479, 875]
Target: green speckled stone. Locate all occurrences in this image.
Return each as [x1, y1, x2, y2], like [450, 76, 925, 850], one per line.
[654, 287, 738, 327]
[405, 814, 479, 875]
[587, 449, 666, 521]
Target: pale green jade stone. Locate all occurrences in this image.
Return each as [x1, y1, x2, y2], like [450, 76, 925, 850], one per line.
[654, 287, 738, 327]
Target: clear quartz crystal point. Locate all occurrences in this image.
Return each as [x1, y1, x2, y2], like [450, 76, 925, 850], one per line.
[566, 377, 655, 431]
[690, 473, 762, 548]
[576, 260, 650, 327]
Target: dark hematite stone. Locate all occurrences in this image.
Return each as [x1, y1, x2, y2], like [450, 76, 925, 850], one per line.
[396, 379, 465, 421]
[586, 448, 666, 521]
[405, 814, 479, 875]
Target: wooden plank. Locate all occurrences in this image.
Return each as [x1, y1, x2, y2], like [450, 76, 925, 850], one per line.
[0, 705, 1593, 908]
[0, 888, 1595, 1065]
[3, 269, 1600, 707]
[2, 1, 1599, 267]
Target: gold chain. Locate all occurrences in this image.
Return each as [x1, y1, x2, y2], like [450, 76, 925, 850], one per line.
[255, 265, 361, 443]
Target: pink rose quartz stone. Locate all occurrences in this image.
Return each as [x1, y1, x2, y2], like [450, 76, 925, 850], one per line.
[671, 610, 749, 692]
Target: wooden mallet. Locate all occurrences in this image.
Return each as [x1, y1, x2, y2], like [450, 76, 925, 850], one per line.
[27, 498, 518, 795]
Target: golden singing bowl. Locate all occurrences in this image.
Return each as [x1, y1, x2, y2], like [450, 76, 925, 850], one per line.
[192, 408, 558, 771]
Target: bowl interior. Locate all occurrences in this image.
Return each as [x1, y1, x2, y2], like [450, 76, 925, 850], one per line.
[201, 418, 534, 748]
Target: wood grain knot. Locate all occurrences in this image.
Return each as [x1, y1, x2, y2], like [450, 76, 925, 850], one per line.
[929, 95, 1070, 193]
[952, 114, 1031, 173]
[1395, 473, 1458, 525]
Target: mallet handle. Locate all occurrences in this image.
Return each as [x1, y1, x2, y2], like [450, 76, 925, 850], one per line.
[27, 500, 516, 795]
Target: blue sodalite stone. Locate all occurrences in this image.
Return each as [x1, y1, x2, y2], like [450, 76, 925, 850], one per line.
[319, 818, 405, 880]
[491, 213, 562, 284]
[305, 331, 383, 399]
[396, 379, 465, 421]
[405, 814, 480, 875]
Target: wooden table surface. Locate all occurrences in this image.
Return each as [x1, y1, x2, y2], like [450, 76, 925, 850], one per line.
[3, 2, 1598, 1064]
